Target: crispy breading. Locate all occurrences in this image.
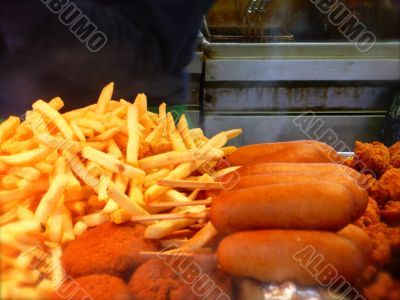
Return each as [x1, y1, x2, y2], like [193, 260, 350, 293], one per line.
[355, 141, 390, 176]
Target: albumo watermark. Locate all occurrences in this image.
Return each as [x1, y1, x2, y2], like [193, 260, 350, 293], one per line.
[311, 0, 376, 53]
[41, 0, 108, 53]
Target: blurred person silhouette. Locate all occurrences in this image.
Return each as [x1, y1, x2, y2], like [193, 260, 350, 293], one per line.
[0, 0, 213, 117]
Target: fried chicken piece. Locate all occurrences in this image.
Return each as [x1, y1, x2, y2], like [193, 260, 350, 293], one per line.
[61, 222, 159, 279]
[355, 141, 390, 176]
[58, 274, 131, 300]
[128, 257, 233, 300]
[387, 226, 400, 253]
[389, 142, 400, 168]
[381, 201, 400, 225]
[354, 197, 380, 227]
[363, 272, 400, 300]
[363, 223, 392, 267]
[369, 168, 400, 206]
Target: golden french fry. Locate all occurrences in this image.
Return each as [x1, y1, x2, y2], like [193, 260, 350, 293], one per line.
[0, 179, 49, 203]
[73, 221, 88, 237]
[0, 147, 52, 166]
[224, 129, 243, 140]
[89, 127, 120, 142]
[61, 208, 74, 244]
[144, 123, 163, 146]
[157, 179, 223, 190]
[87, 195, 106, 209]
[107, 139, 123, 159]
[95, 82, 114, 114]
[98, 174, 110, 201]
[0, 116, 20, 145]
[126, 105, 140, 166]
[35, 133, 82, 153]
[48, 97, 64, 111]
[34, 174, 68, 225]
[177, 114, 195, 149]
[76, 118, 105, 133]
[144, 205, 205, 239]
[143, 169, 170, 184]
[145, 162, 197, 202]
[63, 105, 94, 121]
[169, 222, 218, 253]
[48, 204, 63, 243]
[166, 113, 186, 151]
[70, 120, 86, 142]
[81, 213, 110, 227]
[32, 100, 75, 139]
[108, 182, 149, 216]
[102, 199, 119, 213]
[1, 139, 38, 155]
[111, 208, 132, 224]
[2, 174, 19, 190]
[35, 162, 53, 174]
[2, 220, 42, 234]
[65, 201, 87, 217]
[82, 146, 144, 178]
[222, 146, 237, 156]
[133, 93, 147, 116]
[81, 127, 95, 138]
[8, 167, 41, 182]
[16, 205, 35, 220]
[138, 150, 217, 171]
[110, 105, 127, 118]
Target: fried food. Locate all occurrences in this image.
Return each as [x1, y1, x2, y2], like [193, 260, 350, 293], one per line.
[58, 274, 131, 300]
[354, 141, 390, 176]
[354, 197, 381, 228]
[362, 223, 392, 267]
[389, 142, 400, 168]
[381, 201, 400, 225]
[363, 272, 400, 300]
[369, 168, 400, 206]
[128, 257, 232, 300]
[61, 222, 159, 279]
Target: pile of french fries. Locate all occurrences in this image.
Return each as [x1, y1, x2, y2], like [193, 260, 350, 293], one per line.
[0, 82, 241, 299]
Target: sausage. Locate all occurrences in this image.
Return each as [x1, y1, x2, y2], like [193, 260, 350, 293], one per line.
[237, 162, 361, 179]
[226, 141, 342, 166]
[211, 173, 368, 219]
[210, 181, 357, 234]
[338, 224, 372, 261]
[217, 230, 367, 285]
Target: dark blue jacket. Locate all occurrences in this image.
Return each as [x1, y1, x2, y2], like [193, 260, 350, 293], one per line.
[0, 0, 213, 117]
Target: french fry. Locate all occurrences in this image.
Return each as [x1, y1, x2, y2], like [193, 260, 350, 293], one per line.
[1, 220, 42, 234]
[224, 129, 243, 140]
[166, 113, 186, 151]
[35, 133, 82, 153]
[82, 146, 144, 178]
[2, 174, 19, 190]
[76, 118, 106, 133]
[138, 150, 216, 171]
[107, 138, 123, 159]
[158, 103, 167, 131]
[143, 169, 170, 184]
[221, 146, 237, 156]
[143, 205, 206, 239]
[87, 195, 106, 209]
[47, 204, 63, 243]
[48, 97, 64, 111]
[16, 205, 35, 220]
[177, 114, 196, 150]
[81, 127, 95, 138]
[144, 123, 163, 146]
[66, 167, 81, 194]
[0, 179, 49, 203]
[102, 199, 119, 213]
[61, 208, 74, 244]
[126, 105, 140, 166]
[32, 100, 75, 139]
[98, 174, 110, 201]
[63, 105, 93, 121]
[35, 162, 53, 174]
[73, 221, 88, 237]
[111, 208, 132, 224]
[168, 222, 218, 253]
[65, 201, 87, 217]
[70, 120, 86, 142]
[107, 182, 149, 216]
[95, 82, 114, 114]
[145, 162, 197, 202]
[8, 166, 41, 182]
[157, 179, 223, 190]
[89, 127, 120, 142]
[34, 173, 68, 225]
[81, 212, 110, 227]
[1, 139, 38, 155]
[0, 116, 20, 145]
[0, 147, 52, 166]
